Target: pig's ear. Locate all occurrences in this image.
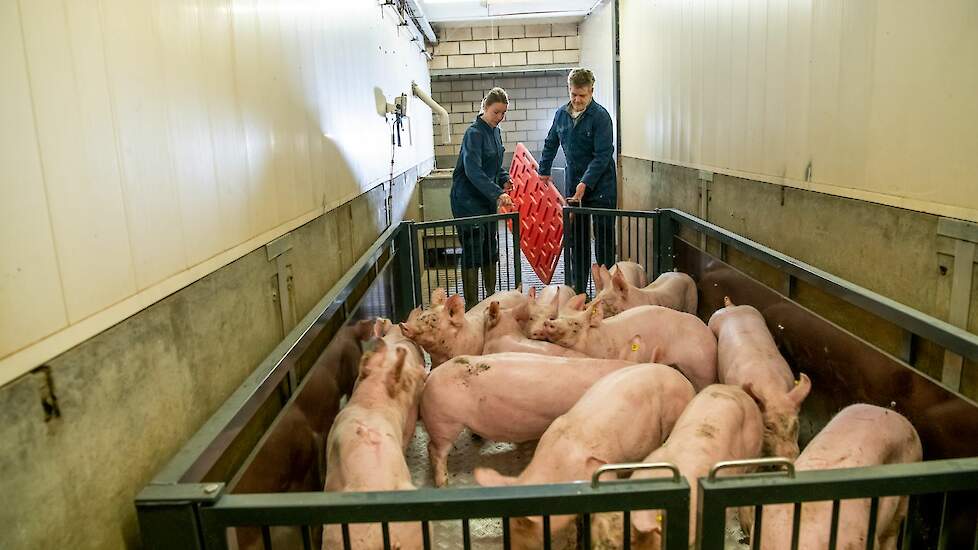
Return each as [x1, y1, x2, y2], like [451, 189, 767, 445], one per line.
[473, 467, 517, 487]
[612, 268, 628, 293]
[591, 264, 603, 291]
[486, 301, 501, 329]
[406, 307, 421, 322]
[431, 288, 448, 305]
[355, 319, 376, 340]
[788, 373, 811, 408]
[385, 348, 407, 397]
[373, 318, 388, 339]
[446, 294, 466, 326]
[588, 300, 605, 327]
[723, 296, 735, 307]
[743, 382, 767, 413]
[399, 322, 415, 339]
[631, 509, 663, 534]
[528, 286, 537, 299]
[359, 343, 387, 378]
[566, 293, 587, 311]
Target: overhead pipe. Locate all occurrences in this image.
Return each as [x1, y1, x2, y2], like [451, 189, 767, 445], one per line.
[403, 0, 437, 44]
[412, 81, 451, 144]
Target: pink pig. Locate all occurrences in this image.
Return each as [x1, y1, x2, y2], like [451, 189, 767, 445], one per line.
[708, 297, 811, 458]
[399, 287, 526, 367]
[609, 260, 648, 287]
[420, 352, 642, 487]
[544, 299, 717, 390]
[474, 364, 695, 550]
[744, 404, 922, 550]
[590, 384, 764, 550]
[592, 265, 698, 317]
[322, 340, 428, 550]
[483, 300, 588, 357]
[523, 284, 576, 341]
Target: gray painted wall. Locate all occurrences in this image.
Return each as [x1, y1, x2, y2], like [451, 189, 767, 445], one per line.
[0, 167, 423, 549]
[621, 156, 978, 400]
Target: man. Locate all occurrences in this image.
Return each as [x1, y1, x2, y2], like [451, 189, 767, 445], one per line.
[538, 68, 617, 292]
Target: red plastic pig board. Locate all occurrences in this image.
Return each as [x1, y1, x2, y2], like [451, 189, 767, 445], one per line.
[506, 143, 563, 284]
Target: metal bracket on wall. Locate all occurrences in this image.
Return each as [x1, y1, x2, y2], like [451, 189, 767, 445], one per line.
[267, 234, 298, 390]
[937, 217, 977, 391]
[697, 170, 712, 249]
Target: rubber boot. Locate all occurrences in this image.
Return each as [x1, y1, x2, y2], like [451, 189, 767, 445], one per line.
[482, 262, 497, 297]
[461, 268, 480, 310]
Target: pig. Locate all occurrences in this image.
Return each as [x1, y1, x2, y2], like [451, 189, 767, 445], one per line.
[743, 404, 922, 550]
[523, 284, 576, 341]
[399, 287, 526, 367]
[708, 297, 811, 458]
[609, 260, 648, 288]
[592, 265, 698, 316]
[590, 384, 764, 550]
[322, 340, 428, 550]
[421, 351, 644, 487]
[474, 364, 696, 550]
[483, 300, 588, 357]
[544, 299, 717, 391]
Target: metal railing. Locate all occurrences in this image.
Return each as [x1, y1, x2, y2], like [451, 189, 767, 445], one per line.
[561, 206, 660, 295]
[412, 212, 522, 307]
[197, 473, 690, 550]
[697, 456, 978, 550]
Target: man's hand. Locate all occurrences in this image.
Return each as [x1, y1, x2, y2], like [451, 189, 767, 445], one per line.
[571, 182, 587, 203]
[497, 193, 514, 212]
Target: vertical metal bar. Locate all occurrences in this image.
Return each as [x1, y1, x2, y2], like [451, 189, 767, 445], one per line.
[411, 224, 423, 307]
[342, 523, 351, 550]
[261, 526, 272, 549]
[900, 495, 918, 550]
[627, 213, 633, 262]
[828, 500, 841, 550]
[543, 516, 552, 550]
[791, 502, 801, 550]
[656, 211, 675, 274]
[300, 526, 312, 550]
[502, 219, 510, 291]
[562, 208, 573, 289]
[512, 214, 522, 290]
[503, 517, 512, 550]
[866, 497, 879, 550]
[394, 223, 416, 322]
[751, 506, 762, 550]
[422, 520, 431, 550]
[581, 513, 591, 550]
[462, 518, 471, 550]
[618, 212, 624, 263]
[719, 241, 727, 262]
[622, 511, 631, 550]
[643, 216, 649, 275]
[901, 330, 917, 365]
[783, 273, 796, 299]
[423, 229, 432, 306]
[937, 492, 951, 550]
[382, 522, 391, 550]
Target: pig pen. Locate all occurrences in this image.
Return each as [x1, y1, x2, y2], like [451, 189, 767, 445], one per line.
[136, 209, 978, 550]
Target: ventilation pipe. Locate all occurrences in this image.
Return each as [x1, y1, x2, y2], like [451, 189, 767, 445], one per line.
[412, 81, 451, 144]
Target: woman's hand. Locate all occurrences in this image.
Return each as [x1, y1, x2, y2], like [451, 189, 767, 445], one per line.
[497, 192, 514, 212]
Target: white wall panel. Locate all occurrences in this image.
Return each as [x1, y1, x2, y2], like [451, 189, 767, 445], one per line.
[101, 0, 188, 288]
[0, 0, 68, 359]
[579, 0, 616, 135]
[620, 0, 978, 222]
[1, 0, 434, 381]
[19, 0, 137, 323]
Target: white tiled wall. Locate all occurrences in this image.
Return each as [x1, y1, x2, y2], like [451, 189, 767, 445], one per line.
[429, 23, 580, 70]
[430, 74, 570, 161]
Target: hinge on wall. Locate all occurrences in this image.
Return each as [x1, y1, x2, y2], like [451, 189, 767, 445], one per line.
[34, 365, 61, 422]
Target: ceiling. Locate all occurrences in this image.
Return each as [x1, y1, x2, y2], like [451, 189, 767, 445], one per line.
[419, 0, 603, 26]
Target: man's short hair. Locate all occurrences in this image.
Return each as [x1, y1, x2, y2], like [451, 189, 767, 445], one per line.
[567, 68, 595, 88]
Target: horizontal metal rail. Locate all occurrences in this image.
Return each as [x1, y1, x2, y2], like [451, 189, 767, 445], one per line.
[414, 211, 519, 229]
[150, 222, 407, 485]
[697, 457, 978, 550]
[662, 208, 978, 362]
[199, 479, 691, 550]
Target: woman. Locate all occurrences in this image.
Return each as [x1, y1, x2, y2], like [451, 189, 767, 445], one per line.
[451, 87, 513, 310]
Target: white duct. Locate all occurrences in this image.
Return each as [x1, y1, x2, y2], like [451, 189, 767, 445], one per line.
[412, 81, 451, 145]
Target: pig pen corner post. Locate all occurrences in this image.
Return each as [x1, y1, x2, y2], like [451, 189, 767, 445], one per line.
[392, 220, 418, 323]
[653, 208, 675, 279]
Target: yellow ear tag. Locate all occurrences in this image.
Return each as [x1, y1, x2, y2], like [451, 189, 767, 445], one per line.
[657, 514, 663, 523]
[631, 343, 639, 352]
[794, 379, 799, 386]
